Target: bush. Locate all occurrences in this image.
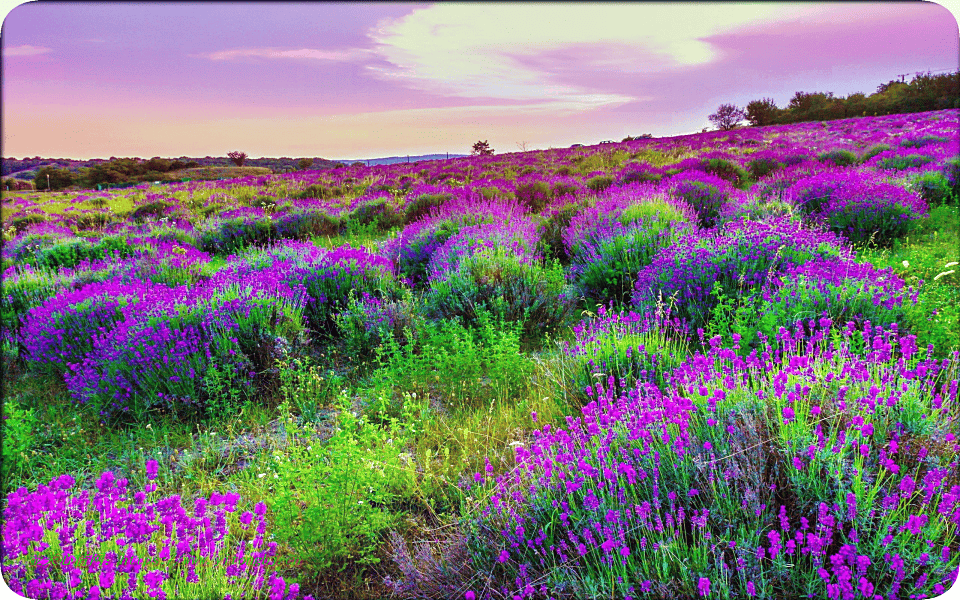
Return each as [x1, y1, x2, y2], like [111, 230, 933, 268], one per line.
[632, 218, 848, 330]
[817, 149, 858, 167]
[348, 197, 404, 232]
[4, 467, 300, 600]
[337, 289, 421, 358]
[374, 316, 535, 410]
[859, 143, 890, 162]
[64, 269, 306, 420]
[298, 245, 397, 334]
[666, 171, 733, 228]
[567, 306, 688, 402]
[0, 399, 34, 480]
[535, 202, 582, 264]
[746, 156, 785, 179]
[911, 171, 955, 207]
[404, 193, 452, 224]
[616, 164, 662, 187]
[198, 208, 274, 254]
[296, 183, 344, 200]
[465, 322, 960, 599]
[274, 209, 342, 239]
[515, 180, 552, 213]
[820, 180, 928, 247]
[269, 398, 414, 572]
[20, 281, 133, 377]
[585, 174, 615, 193]
[698, 157, 750, 189]
[872, 152, 934, 171]
[424, 247, 572, 341]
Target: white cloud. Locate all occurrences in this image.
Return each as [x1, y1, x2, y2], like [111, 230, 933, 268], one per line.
[201, 47, 372, 62]
[368, 4, 822, 108]
[3, 45, 53, 57]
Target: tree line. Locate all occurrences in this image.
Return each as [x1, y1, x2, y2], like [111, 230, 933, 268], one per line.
[709, 70, 960, 130]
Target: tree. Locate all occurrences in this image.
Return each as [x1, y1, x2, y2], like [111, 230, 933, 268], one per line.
[472, 140, 494, 156]
[297, 158, 314, 170]
[745, 98, 781, 126]
[708, 104, 746, 131]
[34, 166, 76, 191]
[515, 140, 530, 152]
[227, 151, 248, 167]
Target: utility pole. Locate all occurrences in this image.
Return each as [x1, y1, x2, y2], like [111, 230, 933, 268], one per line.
[47, 173, 51, 191]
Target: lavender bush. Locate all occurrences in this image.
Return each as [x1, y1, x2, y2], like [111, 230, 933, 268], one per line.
[3, 463, 307, 600]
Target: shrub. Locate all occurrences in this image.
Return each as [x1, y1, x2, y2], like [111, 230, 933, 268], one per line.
[269, 398, 415, 573]
[337, 289, 421, 357]
[665, 171, 734, 228]
[129, 200, 173, 223]
[817, 149, 858, 167]
[911, 171, 955, 207]
[197, 208, 274, 254]
[424, 247, 572, 340]
[585, 174, 615, 193]
[0, 399, 34, 480]
[374, 316, 535, 410]
[425, 219, 539, 280]
[698, 157, 750, 189]
[632, 218, 848, 330]
[388, 197, 525, 286]
[757, 257, 914, 336]
[566, 306, 688, 402]
[819, 178, 928, 247]
[615, 163, 662, 187]
[515, 180, 552, 213]
[465, 322, 960, 599]
[64, 268, 306, 420]
[566, 188, 695, 306]
[899, 135, 948, 148]
[746, 156, 785, 179]
[404, 193, 452, 224]
[297, 245, 396, 334]
[535, 202, 582, 264]
[296, 183, 343, 200]
[872, 152, 935, 172]
[20, 280, 133, 377]
[274, 209, 342, 239]
[3, 467, 302, 600]
[859, 143, 890, 162]
[347, 197, 404, 232]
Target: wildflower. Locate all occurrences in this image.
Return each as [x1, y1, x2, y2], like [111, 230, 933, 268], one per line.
[698, 577, 711, 597]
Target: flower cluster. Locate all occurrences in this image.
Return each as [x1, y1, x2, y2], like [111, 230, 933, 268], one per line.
[3, 464, 309, 600]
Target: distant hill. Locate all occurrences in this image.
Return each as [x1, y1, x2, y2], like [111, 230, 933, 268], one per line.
[1, 156, 342, 179]
[335, 153, 468, 166]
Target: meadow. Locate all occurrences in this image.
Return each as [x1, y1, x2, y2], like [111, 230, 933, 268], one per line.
[1, 109, 958, 600]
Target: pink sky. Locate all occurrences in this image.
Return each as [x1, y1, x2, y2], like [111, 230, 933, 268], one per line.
[1, 2, 958, 160]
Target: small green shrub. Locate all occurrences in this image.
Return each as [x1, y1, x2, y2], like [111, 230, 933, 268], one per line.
[269, 399, 414, 572]
[0, 398, 35, 480]
[536, 203, 582, 264]
[424, 248, 573, 341]
[515, 181, 552, 213]
[585, 175, 614, 193]
[817, 149, 858, 167]
[374, 315, 534, 410]
[404, 193, 452, 224]
[859, 143, 890, 162]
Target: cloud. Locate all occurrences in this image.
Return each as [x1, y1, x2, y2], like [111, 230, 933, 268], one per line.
[200, 47, 372, 62]
[367, 4, 831, 110]
[3, 45, 53, 57]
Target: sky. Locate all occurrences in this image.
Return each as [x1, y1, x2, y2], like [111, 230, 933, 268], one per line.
[1, 1, 958, 160]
